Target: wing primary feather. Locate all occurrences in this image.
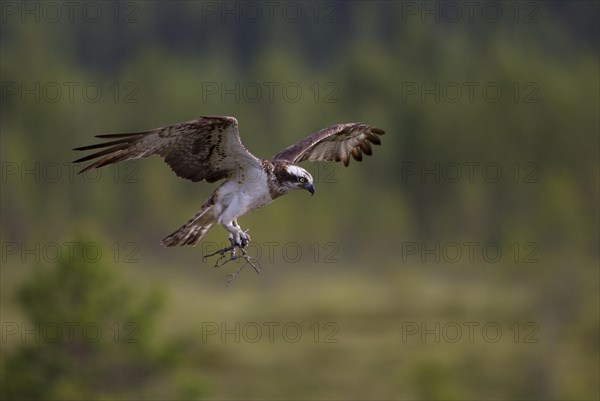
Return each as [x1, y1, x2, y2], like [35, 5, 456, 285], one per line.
[73, 144, 129, 164]
[77, 152, 128, 173]
[351, 147, 363, 161]
[73, 136, 142, 151]
[359, 141, 372, 155]
[94, 153, 129, 167]
[366, 134, 381, 145]
[95, 132, 150, 139]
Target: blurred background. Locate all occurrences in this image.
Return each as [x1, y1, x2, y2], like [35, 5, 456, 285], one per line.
[1, 1, 598, 399]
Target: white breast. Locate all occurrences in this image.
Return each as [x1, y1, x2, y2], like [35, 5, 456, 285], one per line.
[215, 168, 273, 224]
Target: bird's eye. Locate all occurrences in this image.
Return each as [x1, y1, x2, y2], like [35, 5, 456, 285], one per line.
[299, 177, 306, 183]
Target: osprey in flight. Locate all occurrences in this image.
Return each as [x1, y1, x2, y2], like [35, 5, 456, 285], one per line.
[74, 116, 384, 252]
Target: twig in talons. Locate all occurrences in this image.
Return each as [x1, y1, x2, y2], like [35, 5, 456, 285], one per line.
[202, 239, 262, 285]
[226, 253, 262, 287]
[241, 248, 261, 275]
[226, 266, 244, 287]
[202, 244, 236, 262]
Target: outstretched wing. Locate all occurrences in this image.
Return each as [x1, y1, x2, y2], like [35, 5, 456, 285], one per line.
[271, 123, 385, 167]
[73, 116, 261, 183]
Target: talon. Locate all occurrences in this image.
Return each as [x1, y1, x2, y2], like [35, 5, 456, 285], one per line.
[239, 231, 251, 248]
[227, 234, 238, 247]
[203, 233, 261, 285]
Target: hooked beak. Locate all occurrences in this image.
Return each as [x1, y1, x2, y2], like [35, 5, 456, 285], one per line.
[304, 182, 315, 196]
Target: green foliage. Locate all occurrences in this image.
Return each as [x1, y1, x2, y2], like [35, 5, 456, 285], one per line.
[1, 243, 204, 400]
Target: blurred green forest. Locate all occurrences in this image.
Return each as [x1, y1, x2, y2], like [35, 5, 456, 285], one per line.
[1, 1, 598, 400]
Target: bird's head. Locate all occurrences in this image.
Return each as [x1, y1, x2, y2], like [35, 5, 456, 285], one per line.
[279, 164, 315, 195]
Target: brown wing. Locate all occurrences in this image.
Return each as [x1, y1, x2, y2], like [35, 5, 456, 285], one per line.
[271, 123, 385, 167]
[73, 116, 262, 183]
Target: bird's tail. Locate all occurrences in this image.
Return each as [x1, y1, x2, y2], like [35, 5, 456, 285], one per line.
[161, 201, 216, 247]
